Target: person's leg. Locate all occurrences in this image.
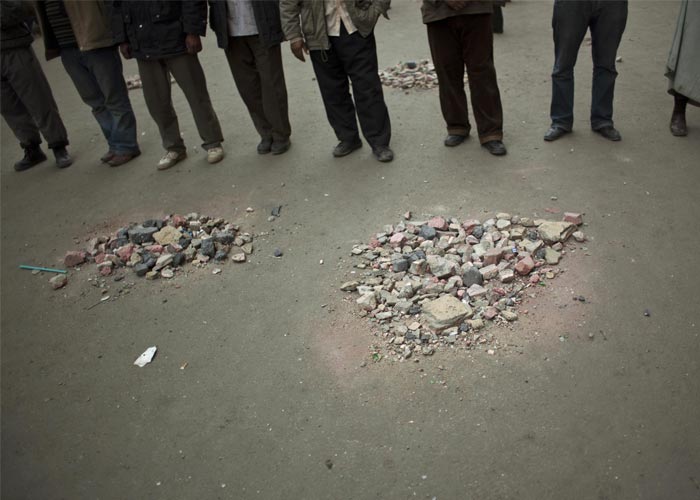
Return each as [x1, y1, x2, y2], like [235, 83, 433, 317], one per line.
[335, 28, 391, 149]
[461, 14, 504, 145]
[310, 43, 361, 144]
[60, 47, 114, 146]
[1, 47, 68, 150]
[137, 58, 185, 153]
[589, 0, 627, 131]
[251, 40, 291, 144]
[82, 47, 140, 155]
[427, 18, 471, 138]
[225, 36, 273, 144]
[165, 54, 224, 150]
[550, 0, 591, 131]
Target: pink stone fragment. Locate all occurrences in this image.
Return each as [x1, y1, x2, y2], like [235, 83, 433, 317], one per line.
[64, 250, 87, 267]
[563, 212, 583, 225]
[428, 216, 448, 231]
[389, 232, 406, 246]
[515, 255, 535, 275]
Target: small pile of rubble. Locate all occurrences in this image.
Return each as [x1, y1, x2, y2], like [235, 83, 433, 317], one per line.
[340, 212, 587, 360]
[379, 60, 466, 90]
[60, 213, 253, 283]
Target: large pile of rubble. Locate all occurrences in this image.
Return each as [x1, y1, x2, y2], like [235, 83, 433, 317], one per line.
[340, 212, 587, 360]
[379, 60, 466, 90]
[56, 213, 253, 286]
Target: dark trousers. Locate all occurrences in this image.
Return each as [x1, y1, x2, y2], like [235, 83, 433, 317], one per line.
[61, 46, 139, 155]
[137, 54, 223, 152]
[427, 14, 504, 144]
[0, 46, 68, 150]
[550, 0, 628, 131]
[225, 36, 291, 143]
[310, 26, 391, 148]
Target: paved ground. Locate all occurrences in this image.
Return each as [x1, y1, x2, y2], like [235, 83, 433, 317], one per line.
[2, 1, 699, 499]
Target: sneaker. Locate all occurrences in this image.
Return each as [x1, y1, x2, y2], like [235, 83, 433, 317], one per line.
[257, 138, 273, 154]
[54, 147, 73, 168]
[157, 150, 187, 170]
[207, 146, 225, 164]
[271, 139, 291, 155]
[107, 151, 140, 167]
[14, 146, 47, 171]
[372, 145, 394, 163]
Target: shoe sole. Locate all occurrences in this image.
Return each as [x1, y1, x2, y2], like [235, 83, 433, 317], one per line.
[444, 137, 467, 147]
[271, 143, 291, 155]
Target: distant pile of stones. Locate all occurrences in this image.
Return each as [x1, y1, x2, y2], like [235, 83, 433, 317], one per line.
[379, 60, 467, 90]
[341, 212, 587, 360]
[61, 213, 253, 282]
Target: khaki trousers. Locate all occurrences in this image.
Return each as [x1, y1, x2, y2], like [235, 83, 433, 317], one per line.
[137, 54, 223, 152]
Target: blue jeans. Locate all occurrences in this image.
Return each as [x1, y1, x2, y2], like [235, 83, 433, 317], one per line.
[550, 0, 628, 131]
[60, 46, 139, 155]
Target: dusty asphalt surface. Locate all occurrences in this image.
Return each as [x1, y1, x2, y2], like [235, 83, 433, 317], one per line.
[2, 1, 699, 499]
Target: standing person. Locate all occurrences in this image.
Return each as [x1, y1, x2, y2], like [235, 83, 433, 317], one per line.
[666, 0, 699, 137]
[544, 0, 628, 142]
[33, 0, 140, 167]
[280, 0, 394, 163]
[1, 0, 72, 171]
[422, 0, 507, 156]
[209, 0, 291, 155]
[111, 0, 225, 170]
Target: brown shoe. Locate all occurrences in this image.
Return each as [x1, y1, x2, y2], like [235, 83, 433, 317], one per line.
[101, 151, 115, 163]
[107, 151, 140, 167]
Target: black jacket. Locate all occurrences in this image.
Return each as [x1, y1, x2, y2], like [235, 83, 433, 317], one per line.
[110, 0, 207, 60]
[208, 0, 283, 50]
[0, 0, 34, 51]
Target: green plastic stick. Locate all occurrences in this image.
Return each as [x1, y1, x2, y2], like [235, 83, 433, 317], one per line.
[19, 265, 68, 274]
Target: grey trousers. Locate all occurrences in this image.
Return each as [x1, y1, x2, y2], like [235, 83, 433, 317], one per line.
[137, 54, 223, 152]
[224, 36, 291, 142]
[0, 46, 68, 150]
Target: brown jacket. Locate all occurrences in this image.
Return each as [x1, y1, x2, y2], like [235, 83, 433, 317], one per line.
[34, 0, 115, 60]
[421, 0, 494, 24]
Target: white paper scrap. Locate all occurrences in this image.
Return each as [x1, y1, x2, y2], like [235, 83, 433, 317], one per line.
[134, 346, 157, 367]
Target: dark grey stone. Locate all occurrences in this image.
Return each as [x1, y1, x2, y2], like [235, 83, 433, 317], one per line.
[200, 239, 216, 258]
[419, 225, 437, 240]
[407, 250, 426, 263]
[274, 248, 283, 257]
[271, 205, 282, 217]
[472, 226, 484, 239]
[213, 232, 235, 245]
[144, 258, 156, 269]
[214, 250, 229, 261]
[134, 263, 149, 277]
[128, 226, 158, 244]
[527, 230, 539, 241]
[408, 305, 422, 315]
[172, 253, 186, 267]
[143, 219, 165, 229]
[392, 257, 409, 273]
[462, 267, 484, 287]
[178, 237, 191, 249]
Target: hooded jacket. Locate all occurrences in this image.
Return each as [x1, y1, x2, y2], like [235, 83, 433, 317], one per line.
[280, 0, 390, 51]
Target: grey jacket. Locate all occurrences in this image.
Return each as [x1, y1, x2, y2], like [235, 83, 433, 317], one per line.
[280, 0, 390, 51]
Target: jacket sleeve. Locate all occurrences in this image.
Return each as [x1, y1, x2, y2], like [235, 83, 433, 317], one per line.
[107, 0, 127, 44]
[182, 0, 208, 36]
[279, 0, 303, 42]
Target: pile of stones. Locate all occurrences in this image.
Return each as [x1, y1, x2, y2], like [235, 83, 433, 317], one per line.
[379, 60, 466, 90]
[340, 212, 587, 360]
[61, 213, 253, 281]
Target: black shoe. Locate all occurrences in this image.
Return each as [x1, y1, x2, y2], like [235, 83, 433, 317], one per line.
[54, 147, 73, 168]
[594, 126, 621, 141]
[372, 145, 394, 163]
[257, 137, 273, 154]
[544, 126, 570, 142]
[271, 139, 291, 155]
[481, 140, 507, 156]
[14, 146, 47, 171]
[444, 135, 467, 147]
[333, 139, 362, 157]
